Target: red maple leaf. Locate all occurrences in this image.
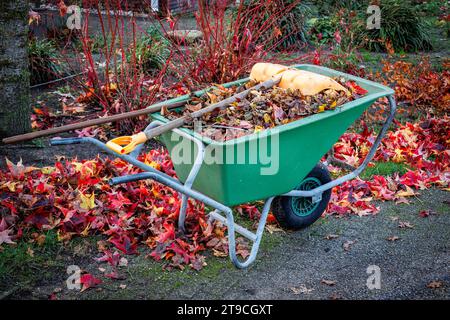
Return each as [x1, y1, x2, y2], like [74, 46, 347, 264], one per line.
[80, 273, 102, 292]
[58, 1, 68, 16]
[157, 222, 176, 244]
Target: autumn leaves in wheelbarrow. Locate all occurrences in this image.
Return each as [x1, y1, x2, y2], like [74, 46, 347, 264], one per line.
[0, 0, 449, 299]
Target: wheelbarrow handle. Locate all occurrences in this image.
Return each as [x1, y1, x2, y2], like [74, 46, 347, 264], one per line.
[105, 132, 148, 154]
[50, 137, 84, 146]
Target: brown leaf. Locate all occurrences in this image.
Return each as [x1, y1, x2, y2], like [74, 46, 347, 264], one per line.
[324, 234, 339, 240]
[343, 240, 356, 251]
[97, 240, 108, 252]
[386, 236, 400, 242]
[212, 248, 228, 257]
[395, 197, 410, 205]
[395, 186, 417, 198]
[186, 103, 203, 112]
[265, 224, 284, 234]
[427, 280, 443, 289]
[35, 234, 46, 246]
[27, 247, 34, 257]
[290, 285, 314, 295]
[398, 221, 414, 229]
[329, 293, 342, 300]
[321, 279, 336, 286]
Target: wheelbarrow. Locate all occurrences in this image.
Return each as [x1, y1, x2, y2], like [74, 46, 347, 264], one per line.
[50, 64, 396, 269]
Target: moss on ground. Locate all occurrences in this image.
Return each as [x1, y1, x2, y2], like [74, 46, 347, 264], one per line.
[0, 230, 63, 296]
[360, 161, 410, 180]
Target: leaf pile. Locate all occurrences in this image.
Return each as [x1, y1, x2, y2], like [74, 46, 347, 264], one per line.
[327, 117, 449, 216]
[166, 78, 368, 141]
[0, 149, 249, 271]
[372, 58, 450, 115]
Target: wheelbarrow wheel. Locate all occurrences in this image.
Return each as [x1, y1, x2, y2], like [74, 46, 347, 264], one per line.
[272, 163, 332, 230]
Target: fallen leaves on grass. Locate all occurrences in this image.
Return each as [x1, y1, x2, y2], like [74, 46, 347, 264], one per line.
[0, 149, 238, 271]
[327, 117, 449, 216]
[419, 210, 432, 218]
[374, 59, 450, 115]
[80, 273, 102, 292]
[0, 219, 15, 245]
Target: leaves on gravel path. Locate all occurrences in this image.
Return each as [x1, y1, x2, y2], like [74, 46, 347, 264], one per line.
[321, 279, 337, 286]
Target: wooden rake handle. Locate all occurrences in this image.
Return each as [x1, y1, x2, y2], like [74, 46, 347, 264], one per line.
[2, 100, 186, 145]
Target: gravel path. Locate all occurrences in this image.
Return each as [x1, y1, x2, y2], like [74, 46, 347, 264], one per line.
[165, 188, 449, 300]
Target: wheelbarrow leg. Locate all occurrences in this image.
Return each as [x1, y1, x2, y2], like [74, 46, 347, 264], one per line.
[209, 197, 275, 269]
[141, 121, 206, 233]
[171, 129, 205, 233]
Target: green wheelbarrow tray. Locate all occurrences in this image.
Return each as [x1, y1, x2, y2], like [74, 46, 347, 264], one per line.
[151, 64, 395, 207]
[50, 64, 396, 269]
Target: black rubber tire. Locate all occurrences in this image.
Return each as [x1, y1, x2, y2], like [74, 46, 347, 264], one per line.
[272, 163, 332, 230]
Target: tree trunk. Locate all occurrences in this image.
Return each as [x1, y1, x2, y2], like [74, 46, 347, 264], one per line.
[0, 0, 31, 139]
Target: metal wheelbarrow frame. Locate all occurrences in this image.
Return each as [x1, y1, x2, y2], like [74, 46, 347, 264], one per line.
[50, 65, 397, 269]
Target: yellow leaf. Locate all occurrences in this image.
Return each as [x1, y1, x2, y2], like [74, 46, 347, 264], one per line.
[206, 92, 218, 103]
[145, 161, 161, 170]
[151, 187, 160, 198]
[318, 104, 326, 113]
[80, 192, 96, 210]
[330, 101, 337, 109]
[395, 186, 417, 198]
[41, 167, 56, 174]
[109, 83, 118, 91]
[80, 223, 91, 237]
[254, 126, 264, 133]
[263, 113, 272, 124]
[3, 181, 18, 192]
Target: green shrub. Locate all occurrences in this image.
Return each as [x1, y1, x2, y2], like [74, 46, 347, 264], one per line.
[364, 0, 432, 52]
[313, 0, 367, 15]
[413, 0, 447, 16]
[130, 26, 170, 72]
[309, 9, 365, 49]
[273, 1, 312, 49]
[28, 38, 63, 86]
[310, 0, 432, 53]
[237, 0, 311, 50]
[308, 15, 340, 45]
